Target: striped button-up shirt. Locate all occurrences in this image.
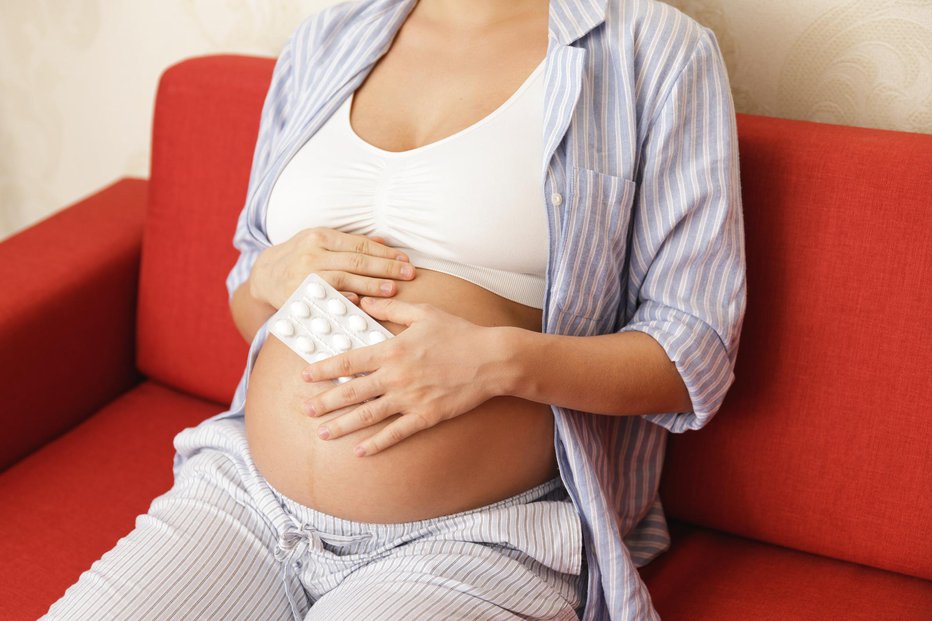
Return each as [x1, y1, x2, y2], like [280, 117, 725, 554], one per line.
[186, 0, 747, 618]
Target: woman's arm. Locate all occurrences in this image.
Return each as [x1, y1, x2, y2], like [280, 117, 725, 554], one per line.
[230, 277, 276, 344]
[501, 27, 745, 424]
[494, 328, 693, 416]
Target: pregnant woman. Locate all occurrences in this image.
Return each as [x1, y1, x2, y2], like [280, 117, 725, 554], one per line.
[43, 0, 745, 620]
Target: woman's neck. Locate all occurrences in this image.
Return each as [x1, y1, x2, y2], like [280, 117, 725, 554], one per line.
[415, 0, 548, 30]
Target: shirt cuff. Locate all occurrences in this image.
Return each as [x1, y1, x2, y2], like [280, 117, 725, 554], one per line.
[616, 299, 736, 433]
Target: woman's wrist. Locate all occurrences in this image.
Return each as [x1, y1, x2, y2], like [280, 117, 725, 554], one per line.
[485, 325, 542, 400]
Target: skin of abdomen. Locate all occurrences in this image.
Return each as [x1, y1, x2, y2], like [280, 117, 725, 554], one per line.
[244, 267, 559, 523]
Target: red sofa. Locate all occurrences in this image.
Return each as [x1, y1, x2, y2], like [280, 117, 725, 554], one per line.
[1, 54, 930, 620]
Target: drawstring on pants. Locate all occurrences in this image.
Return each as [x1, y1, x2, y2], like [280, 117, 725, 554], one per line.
[230, 495, 311, 621]
[274, 522, 322, 621]
[273, 520, 373, 621]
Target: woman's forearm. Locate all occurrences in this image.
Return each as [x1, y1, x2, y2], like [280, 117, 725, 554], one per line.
[495, 326, 694, 417]
[230, 276, 277, 344]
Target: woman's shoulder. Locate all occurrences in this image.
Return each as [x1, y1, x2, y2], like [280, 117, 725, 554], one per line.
[288, 0, 372, 47]
[603, 0, 722, 120]
[606, 0, 713, 61]
[280, 0, 389, 86]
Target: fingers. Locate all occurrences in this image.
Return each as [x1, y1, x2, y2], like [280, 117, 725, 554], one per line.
[360, 296, 427, 326]
[305, 227, 408, 262]
[303, 346, 380, 383]
[317, 270, 403, 298]
[352, 413, 432, 457]
[301, 229, 414, 283]
[314, 396, 399, 442]
[339, 290, 360, 305]
[304, 373, 383, 419]
[326, 251, 415, 281]
[294, 227, 415, 299]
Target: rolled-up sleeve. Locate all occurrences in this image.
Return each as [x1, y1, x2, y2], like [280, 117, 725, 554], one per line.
[225, 29, 299, 303]
[617, 27, 747, 433]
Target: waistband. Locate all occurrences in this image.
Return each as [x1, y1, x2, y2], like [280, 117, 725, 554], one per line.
[267, 475, 569, 540]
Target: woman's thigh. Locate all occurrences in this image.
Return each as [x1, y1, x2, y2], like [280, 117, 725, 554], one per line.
[40, 450, 294, 621]
[40, 413, 586, 620]
[305, 539, 584, 620]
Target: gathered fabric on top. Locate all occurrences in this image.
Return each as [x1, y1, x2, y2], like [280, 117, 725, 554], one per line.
[265, 58, 549, 309]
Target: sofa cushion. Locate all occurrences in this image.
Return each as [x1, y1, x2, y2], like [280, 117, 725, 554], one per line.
[134, 53, 932, 582]
[657, 115, 932, 579]
[137, 56, 268, 405]
[0, 380, 223, 621]
[640, 520, 932, 620]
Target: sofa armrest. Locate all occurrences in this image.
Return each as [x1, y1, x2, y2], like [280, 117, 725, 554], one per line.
[0, 178, 147, 471]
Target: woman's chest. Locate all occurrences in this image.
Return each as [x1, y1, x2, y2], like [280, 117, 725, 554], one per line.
[266, 18, 553, 274]
[348, 11, 548, 153]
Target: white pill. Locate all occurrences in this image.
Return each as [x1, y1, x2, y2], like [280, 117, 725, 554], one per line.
[289, 300, 311, 318]
[368, 331, 386, 345]
[274, 318, 294, 337]
[347, 315, 367, 332]
[326, 299, 347, 315]
[305, 282, 326, 299]
[310, 317, 331, 334]
[332, 334, 352, 351]
[295, 336, 315, 353]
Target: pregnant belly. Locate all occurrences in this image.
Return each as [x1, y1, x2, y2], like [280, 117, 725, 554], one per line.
[244, 267, 558, 523]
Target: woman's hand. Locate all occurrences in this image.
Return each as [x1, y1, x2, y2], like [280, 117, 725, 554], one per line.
[249, 228, 415, 309]
[299, 296, 512, 457]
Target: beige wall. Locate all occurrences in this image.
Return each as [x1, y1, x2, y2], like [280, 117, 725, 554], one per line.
[1, 0, 929, 242]
[0, 0, 336, 242]
[666, 0, 932, 132]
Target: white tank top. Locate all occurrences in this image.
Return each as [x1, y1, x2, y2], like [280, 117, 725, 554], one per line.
[265, 59, 549, 309]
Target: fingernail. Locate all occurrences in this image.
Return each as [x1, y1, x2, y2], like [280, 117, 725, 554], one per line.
[317, 426, 330, 439]
[306, 402, 317, 416]
[354, 445, 366, 457]
[396, 254, 409, 262]
[401, 265, 414, 278]
[380, 281, 393, 294]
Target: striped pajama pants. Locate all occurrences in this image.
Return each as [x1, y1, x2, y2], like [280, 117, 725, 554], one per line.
[41, 415, 588, 620]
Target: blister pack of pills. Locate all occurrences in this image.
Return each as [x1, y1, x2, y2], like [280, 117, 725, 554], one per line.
[268, 273, 395, 383]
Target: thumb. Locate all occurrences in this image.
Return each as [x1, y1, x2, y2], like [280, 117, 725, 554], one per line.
[360, 296, 423, 326]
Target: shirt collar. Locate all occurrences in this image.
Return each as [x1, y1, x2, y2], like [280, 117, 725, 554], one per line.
[549, 0, 610, 46]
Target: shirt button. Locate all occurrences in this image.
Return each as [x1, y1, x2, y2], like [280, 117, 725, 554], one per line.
[551, 192, 563, 206]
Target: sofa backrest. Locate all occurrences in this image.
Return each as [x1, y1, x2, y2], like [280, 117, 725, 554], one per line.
[138, 55, 932, 580]
[137, 55, 266, 405]
[659, 114, 932, 581]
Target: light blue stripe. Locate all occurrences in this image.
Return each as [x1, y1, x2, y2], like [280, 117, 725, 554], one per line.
[212, 1, 747, 619]
[44, 418, 585, 620]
